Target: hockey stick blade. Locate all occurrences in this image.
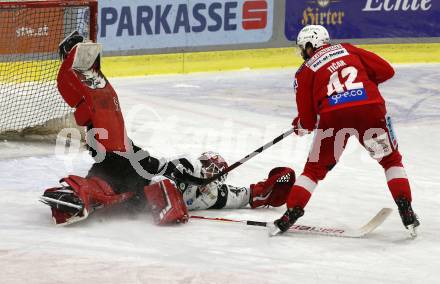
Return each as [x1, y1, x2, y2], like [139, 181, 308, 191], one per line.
[285, 208, 393, 238]
[190, 208, 392, 238]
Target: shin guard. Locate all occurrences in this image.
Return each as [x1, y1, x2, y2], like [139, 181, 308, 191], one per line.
[42, 175, 134, 225]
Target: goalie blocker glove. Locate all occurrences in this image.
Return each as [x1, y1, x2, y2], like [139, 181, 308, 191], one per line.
[144, 180, 189, 225]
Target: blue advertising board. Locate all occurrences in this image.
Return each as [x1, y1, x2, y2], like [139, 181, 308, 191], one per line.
[98, 0, 274, 52]
[285, 0, 440, 41]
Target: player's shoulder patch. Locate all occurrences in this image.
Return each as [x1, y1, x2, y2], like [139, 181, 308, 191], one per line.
[293, 77, 299, 94]
[305, 44, 349, 72]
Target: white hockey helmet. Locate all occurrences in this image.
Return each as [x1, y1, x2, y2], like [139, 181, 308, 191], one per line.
[296, 25, 330, 60]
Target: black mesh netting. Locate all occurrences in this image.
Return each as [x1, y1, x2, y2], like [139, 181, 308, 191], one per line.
[0, 2, 93, 136]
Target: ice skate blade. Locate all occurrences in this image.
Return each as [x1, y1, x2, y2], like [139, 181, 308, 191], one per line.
[407, 224, 418, 239]
[40, 196, 83, 210]
[267, 223, 282, 237]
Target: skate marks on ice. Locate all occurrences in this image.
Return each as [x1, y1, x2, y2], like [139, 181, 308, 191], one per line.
[0, 252, 281, 284]
[0, 140, 61, 159]
[381, 64, 440, 124]
[112, 64, 440, 124]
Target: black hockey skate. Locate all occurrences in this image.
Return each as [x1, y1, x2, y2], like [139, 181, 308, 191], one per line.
[396, 197, 420, 238]
[40, 186, 84, 215]
[270, 206, 305, 236]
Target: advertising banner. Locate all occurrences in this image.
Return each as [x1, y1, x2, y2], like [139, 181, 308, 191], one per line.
[98, 0, 274, 52]
[285, 0, 440, 41]
[0, 8, 64, 55]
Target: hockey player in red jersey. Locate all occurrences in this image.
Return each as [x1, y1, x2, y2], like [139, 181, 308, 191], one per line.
[40, 32, 296, 226]
[272, 25, 419, 237]
[40, 31, 173, 225]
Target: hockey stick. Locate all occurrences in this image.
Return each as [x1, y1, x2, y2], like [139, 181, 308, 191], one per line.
[190, 208, 392, 238]
[180, 128, 295, 186]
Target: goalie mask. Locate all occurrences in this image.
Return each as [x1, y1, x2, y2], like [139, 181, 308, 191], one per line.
[198, 151, 228, 189]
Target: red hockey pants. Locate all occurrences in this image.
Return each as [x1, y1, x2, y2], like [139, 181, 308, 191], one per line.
[287, 103, 412, 209]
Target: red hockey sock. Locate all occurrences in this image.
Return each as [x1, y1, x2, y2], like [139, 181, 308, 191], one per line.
[388, 179, 412, 202]
[385, 167, 412, 202]
[286, 175, 317, 209]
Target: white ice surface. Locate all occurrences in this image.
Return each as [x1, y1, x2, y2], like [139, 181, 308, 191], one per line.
[1, 65, 440, 283]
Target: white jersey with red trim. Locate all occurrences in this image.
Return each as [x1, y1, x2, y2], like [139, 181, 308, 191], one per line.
[151, 156, 250, 211]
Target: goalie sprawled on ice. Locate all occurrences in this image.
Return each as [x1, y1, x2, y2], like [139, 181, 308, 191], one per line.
[40, 32, 296, 226]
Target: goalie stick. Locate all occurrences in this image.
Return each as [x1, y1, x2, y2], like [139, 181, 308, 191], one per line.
[190, 208, 392, 238]
[178, 128, 295, 186]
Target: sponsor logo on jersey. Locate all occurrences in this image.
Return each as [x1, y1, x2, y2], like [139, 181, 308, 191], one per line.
[386, 115, 398, 149]
[98, 0, 273, 51]
[306, 44, 349, 72]
[328, 87, 367, 106]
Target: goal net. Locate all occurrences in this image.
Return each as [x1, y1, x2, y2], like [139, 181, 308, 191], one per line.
[0, 0, 97, 140]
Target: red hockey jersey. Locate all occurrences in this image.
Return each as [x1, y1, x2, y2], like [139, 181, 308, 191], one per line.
[294, 43, 394, 131]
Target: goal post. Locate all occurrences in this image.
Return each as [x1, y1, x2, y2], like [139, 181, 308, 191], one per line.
[0, 0, 97, 140]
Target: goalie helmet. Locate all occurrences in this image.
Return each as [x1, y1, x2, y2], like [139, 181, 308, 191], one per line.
[296, 25, 330, 60]
[198, 151, 228, 187]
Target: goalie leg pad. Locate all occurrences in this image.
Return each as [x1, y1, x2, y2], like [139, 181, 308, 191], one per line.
[41, 175, 134, 225]
[250, 167, 296, 208]
[144, 180, 189, 225]
[42, 185, 89, 226]
[64, 175, 134, 209]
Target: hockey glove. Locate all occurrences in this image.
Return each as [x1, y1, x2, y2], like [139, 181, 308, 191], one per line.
[144, 180, 189, 225]
[292, 117, 311, 136]
[250, 167, 296, 208]
[59, 31, 84, 61]
[165, 158, 201, 189]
